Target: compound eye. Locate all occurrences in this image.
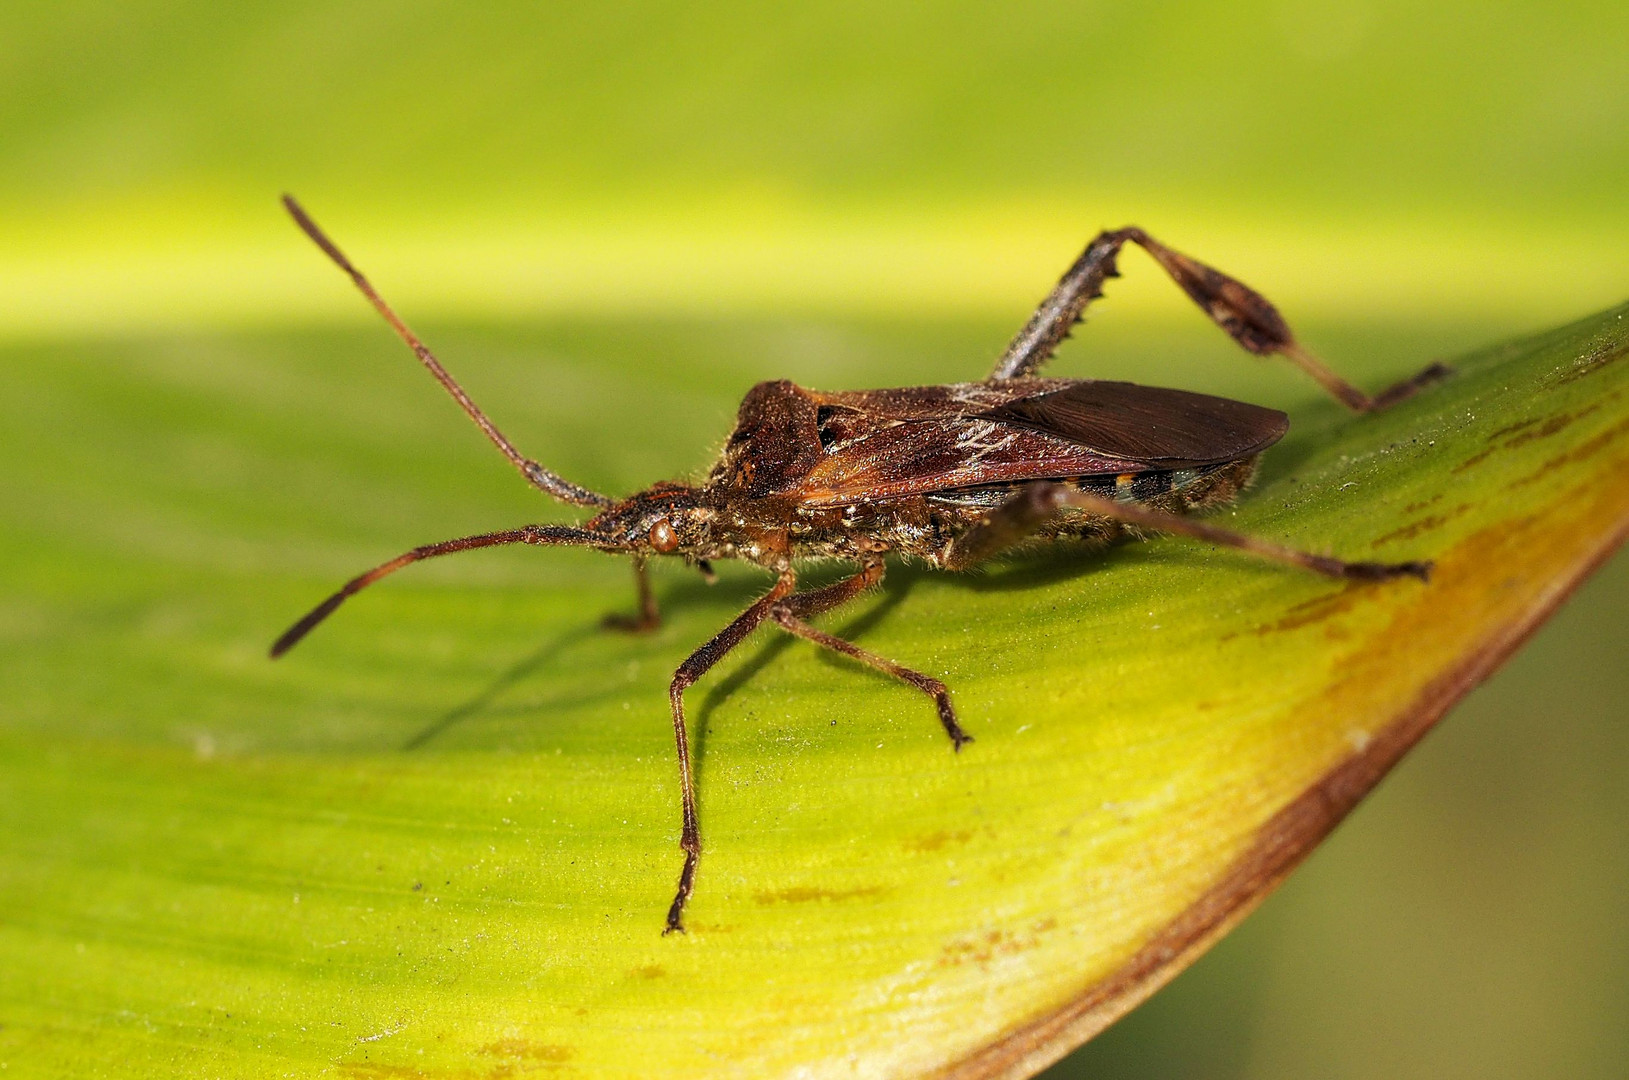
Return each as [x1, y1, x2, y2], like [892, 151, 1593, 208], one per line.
[648, 518, 679, 553]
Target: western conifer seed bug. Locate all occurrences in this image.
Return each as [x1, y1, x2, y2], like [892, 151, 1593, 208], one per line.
[271, 196, 1448, 932]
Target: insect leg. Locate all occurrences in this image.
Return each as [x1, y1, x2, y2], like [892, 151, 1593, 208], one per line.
[664, 572, 797, 934]
[991, 230, 1130, 381]
[269, 524, 604, 657]
[945, 482, 1432, 581]
[603, 555, 661, 632]
[775, 560, 885, 618]
[282, 196, 612, 508]
[770, 564, 973, 750]
[990, 227, 1450, 412]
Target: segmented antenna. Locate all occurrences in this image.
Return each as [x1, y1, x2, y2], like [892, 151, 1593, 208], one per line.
[282, 195, 612, 508]
[270, 524, 604, 658]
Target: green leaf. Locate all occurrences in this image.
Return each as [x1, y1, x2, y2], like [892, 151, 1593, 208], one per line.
[2, 303, 1626, 1077]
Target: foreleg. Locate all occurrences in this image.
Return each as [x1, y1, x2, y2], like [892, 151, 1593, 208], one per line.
[603, 555, 661, 632]
[664, 572, 796, 933]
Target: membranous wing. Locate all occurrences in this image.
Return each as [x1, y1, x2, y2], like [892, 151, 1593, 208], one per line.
[780, 378, 1288, 507]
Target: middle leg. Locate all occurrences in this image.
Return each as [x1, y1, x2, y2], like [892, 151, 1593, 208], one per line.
[768, 562, 973, 749]
[664, 571, 796, 934]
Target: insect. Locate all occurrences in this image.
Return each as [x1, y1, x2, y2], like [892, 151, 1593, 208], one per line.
[271, 196, 1447, 932]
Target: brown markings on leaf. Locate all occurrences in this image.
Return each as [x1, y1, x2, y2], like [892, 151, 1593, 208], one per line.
[1534, 415, 1629, 475]
[472, 1042, 573, 1075]
[905, 829, 974, 853]
[936, 439, 1629, 1080]
[630, 964, 665, 979]
[1369, 503, 1473, 547]
[1268, 588, 1360, 633]
[753, 884, 886, 905]
[1512, 415, 1629, 489]
[1453, 403, 1603, 475]
[1486, 417, 1542, 441]
[1557, 336, 1629, 384]
[1508, 406, 1599, 449]
[1402, 493, 1444, 514]
[479, 1040, 574, 1062]
[1452, 445, 1497, 473]
[1217, 586, 1361, 644]
[936, 918, 1061, 971]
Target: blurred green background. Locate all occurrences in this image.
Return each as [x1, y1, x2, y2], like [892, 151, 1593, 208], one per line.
[2, 2, 1625, 1077]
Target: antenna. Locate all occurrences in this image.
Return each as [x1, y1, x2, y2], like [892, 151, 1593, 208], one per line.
[282, 195, 612, 508]
[270, 524, 605, 658]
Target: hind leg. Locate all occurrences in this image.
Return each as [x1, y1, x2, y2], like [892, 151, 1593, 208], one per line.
[990, 227, 1449, 412]
[944, 481, 1430, 581]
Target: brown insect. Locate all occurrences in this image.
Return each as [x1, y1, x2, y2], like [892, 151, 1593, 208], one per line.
[271, 196, 1447, 932]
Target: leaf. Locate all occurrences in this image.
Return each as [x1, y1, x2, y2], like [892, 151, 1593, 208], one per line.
[2, 304, 1626, 1077]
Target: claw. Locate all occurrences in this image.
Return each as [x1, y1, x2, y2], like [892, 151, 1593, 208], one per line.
[664, 848, 698, 935]
[1345, 559, 1432, 583]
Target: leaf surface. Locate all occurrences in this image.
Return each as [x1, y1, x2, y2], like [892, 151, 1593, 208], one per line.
[1, 305, 1626, 1077]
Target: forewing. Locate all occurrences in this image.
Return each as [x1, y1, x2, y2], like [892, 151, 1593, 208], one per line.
[783, 379, 1287, 507]
[790, 421, 1142, 505]
[977, 381, 1288, 466]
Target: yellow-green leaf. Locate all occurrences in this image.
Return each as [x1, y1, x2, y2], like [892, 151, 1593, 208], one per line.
[2, 303, 1626, 1077]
